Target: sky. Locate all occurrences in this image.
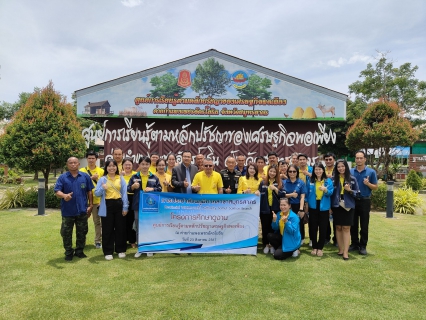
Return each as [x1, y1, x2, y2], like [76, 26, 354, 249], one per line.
[1, 0, 425, 105]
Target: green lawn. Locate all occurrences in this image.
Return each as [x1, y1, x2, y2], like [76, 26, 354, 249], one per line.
[0, 209, 425, 319]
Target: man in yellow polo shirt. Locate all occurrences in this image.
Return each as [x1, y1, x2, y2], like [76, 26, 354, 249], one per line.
[80, 151, 104, 249]
[191, 158, 223, 194]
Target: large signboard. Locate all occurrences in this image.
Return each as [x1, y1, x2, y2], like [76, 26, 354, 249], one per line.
[136, 193, 260, 255]
[82, 118, 335, 168]
[76, 51, 346, 121]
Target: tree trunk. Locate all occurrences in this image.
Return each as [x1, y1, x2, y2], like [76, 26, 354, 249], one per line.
[41, 168, 50, 189]
[34, 171, 38, 180]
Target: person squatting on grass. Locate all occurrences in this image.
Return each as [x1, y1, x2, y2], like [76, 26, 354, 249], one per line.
[95, 159, 129, 261]
[55, 157, 94, 261]
[307, 163, 334, 257]
[267, 198, 301, 260]
[127, 156, 162, 258]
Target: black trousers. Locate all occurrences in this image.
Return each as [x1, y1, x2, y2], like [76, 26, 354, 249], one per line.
[267, 232, 282, 250]
[101, 199, 127, 255]
[260, 210, 273, 246]
[126, 194, 136, 244]
[308, 200, 329, 250]
[291, 203, 305, 241]
[351, 198, 371, 249]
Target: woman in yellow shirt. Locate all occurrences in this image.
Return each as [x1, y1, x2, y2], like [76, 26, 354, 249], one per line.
[165, 153, 177, 176]
[237, 164, 261, 195]
[155, 159, 172, 192]
[94, 159, 129, 261]
[122, 158, 137, 248]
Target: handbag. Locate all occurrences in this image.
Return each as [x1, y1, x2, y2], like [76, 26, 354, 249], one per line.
[339, 199, 351, 211]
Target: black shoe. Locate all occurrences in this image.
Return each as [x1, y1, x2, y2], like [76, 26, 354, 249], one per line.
[359, 248, 367, 255]
[343, 256, 349, 261]
[65, 255, 73, 261]
[74, 252, 87, 258]
[348, 245, 359, 252]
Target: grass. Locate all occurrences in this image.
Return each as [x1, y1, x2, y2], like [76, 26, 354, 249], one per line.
[0, 209, 426, 320]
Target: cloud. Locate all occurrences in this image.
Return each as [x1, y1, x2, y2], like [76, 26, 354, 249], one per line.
[327, 53, 374, 68]
[121, 0, 143, 8]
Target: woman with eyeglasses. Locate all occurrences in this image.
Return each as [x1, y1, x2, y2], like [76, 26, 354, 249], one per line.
[237, 163, 261, 195]
[307, 163, 334, 257]
[259, 165, 286, 254]
[284, 164, 307, 251]
[330, 159, 359, 260]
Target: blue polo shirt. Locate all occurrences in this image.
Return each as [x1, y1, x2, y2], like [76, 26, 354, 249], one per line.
[54, 171, 94, 217]
[350, 166, 378, 197]
[283, 178, 306, 204]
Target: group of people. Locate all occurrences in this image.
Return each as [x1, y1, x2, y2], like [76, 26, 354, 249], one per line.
[54, 148, 377, 262]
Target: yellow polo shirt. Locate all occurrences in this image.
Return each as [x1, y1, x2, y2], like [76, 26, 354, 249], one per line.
[237, 176, 261, 194]
[79, 166, 104, 205]
[155, 172, 171, 192]
[149, 165, 157, 174]
[105, 175, 122, 200]
[192, 171, 224, 194]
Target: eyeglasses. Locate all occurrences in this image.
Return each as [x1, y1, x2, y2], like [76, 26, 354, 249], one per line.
[288, 170, 297, 173]
[204, 165, 213, 168]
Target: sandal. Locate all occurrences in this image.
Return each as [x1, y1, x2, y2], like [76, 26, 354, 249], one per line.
[316, 250, 323, 257]
[311, 249, 317, 255]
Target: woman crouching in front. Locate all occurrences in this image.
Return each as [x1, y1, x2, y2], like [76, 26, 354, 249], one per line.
[95, 159, 129, 261]
[267, 198, 301, 260]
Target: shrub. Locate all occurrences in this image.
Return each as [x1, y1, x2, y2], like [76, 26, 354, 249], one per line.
[21, 186, 61, 209]
[405, 170, 423, 191]
[21, 186, 39, 207]
[0, 185, 26, 209]
[371, 183, 387, 210]
[45, 188, 61, 209]
[394, 186, 423, 214]
[422, 178, 426, 190]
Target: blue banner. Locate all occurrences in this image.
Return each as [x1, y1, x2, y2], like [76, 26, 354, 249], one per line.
[137, 193, 260, 255]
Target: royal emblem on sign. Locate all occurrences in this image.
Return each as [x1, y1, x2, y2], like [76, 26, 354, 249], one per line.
[177, 69, 192, 88]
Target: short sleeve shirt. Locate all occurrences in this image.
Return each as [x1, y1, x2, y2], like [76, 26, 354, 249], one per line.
[192, 171, 224, 194]
[54, 171, 94, 217]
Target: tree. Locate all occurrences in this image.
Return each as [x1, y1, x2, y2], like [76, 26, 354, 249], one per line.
[0, 81, 86, 188]
[0, 92, 32, 120]
[150, 73, 186, 116]
[318, 98, 367, 158]
[349, 51, 426, 116]
[192, 58, 231, 97]
[236, 74, 272, 116]
[345, 100, 419, 179]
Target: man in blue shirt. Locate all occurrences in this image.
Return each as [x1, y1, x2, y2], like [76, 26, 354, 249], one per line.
[55, 157, 94, 261]
[350, 151, 378, 255]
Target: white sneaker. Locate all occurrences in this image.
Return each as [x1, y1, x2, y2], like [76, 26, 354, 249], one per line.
[263, 246, 270, 254]
[147, 253, 153, 257]
[105, 255, 113, 261]
[270, 247, 275, 254]
[134, 252, 142, 258]
[309, 240, 312, 247]
[118, 252, 126, 258]
[292, 250, 299, 258]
